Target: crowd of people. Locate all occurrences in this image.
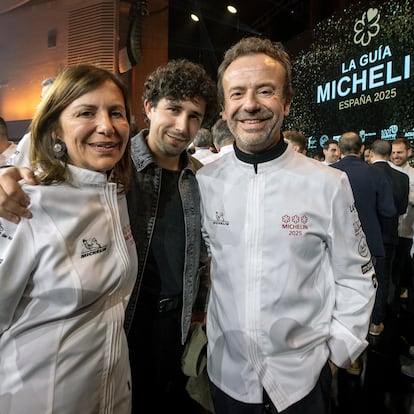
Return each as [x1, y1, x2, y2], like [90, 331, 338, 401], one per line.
[0, 35, 413, 414]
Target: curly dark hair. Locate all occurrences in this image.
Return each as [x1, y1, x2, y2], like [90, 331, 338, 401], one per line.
[142, 59, 218, 127]
[217, 37, 294, 107]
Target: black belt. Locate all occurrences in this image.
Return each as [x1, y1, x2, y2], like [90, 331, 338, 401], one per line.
[158, 295, 182, 313]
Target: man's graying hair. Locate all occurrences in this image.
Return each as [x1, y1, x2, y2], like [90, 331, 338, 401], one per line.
[370, 139, 392, 157]
[193, 128, 213, 148]
[142, 59, 218, 127]
[42, 78, 55, 88]
[217, 37, 294, 107]
[212, 119, 234, 148]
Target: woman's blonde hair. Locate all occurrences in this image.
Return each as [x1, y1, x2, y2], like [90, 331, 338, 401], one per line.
[30, 64, 131, 191]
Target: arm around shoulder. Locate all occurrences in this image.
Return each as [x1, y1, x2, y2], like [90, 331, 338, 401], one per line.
[0, 166, 37, 223]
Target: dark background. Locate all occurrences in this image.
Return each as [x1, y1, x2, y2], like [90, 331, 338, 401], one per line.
[168, 0, 414, 152]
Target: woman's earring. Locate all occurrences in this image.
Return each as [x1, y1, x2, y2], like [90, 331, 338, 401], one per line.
[53, 139, 67, 159]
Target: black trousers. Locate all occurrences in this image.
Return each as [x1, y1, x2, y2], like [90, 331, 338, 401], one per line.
[391, 236, 413, 302]
[127, 294, 202, 413]
[209, 361, 332, 414]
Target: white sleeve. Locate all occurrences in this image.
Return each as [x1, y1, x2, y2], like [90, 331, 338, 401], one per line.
[0, 218, 35, 334]
[327, 173, 376, 367]
[10, 133, 31, 168]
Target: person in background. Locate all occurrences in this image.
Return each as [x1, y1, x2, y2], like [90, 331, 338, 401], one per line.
[39, 77, 55, 99]
[192, 127, 220, 165]
[0, 64, 137, 413]
[331, 132, 396, 338]
[370, 139, 409, 321]
[321, 139, 340, 165]
[311, 150, 325, 162]
[389, 137, 414, 313]
[363, 145, 371, 163]
[0, 116, 17, 166]
[211, 118, 234, 157]
[10, 77, 55, 167]
[283, 129, 307, 155]
[0, 59, 217, 414]
[389, 137, 414, 380]
[197, 36, 376, 414]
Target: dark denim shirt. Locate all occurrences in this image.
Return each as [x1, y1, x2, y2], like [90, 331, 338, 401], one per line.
[124, 130, 209, 343]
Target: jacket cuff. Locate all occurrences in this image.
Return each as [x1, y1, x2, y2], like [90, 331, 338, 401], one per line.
[327, 320, 369, 368]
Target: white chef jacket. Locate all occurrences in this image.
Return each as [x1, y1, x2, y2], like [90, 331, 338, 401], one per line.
[192, 148, 221, 165]
[0, 165, 137, 414]
[9, 132, 30, 167]
[197, 148, 376, 411]
[389, 161, 414, 239]
[0, 141, 17, 167]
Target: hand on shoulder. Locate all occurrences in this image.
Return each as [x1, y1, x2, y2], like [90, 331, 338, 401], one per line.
[0, 166, 36, 223]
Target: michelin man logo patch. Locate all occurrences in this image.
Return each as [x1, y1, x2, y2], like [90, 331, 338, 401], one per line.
[81, 237, 107, 258]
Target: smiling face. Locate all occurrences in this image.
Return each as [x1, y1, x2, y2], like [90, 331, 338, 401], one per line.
[58, 80, 130, 173]
[323, 143, 341, 164]
[221, 53, 291, 154]
[144, 97, 205, 170]
[391, 142, 411, 167]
